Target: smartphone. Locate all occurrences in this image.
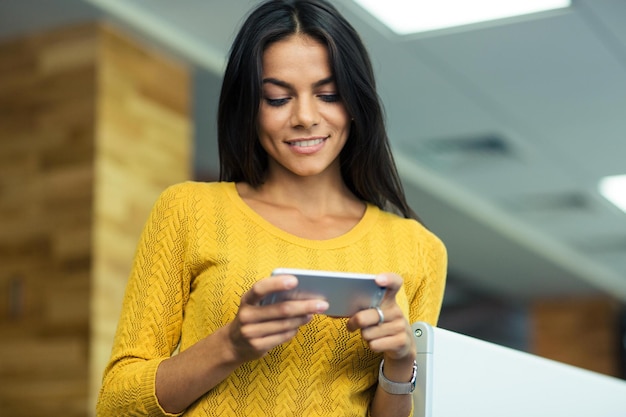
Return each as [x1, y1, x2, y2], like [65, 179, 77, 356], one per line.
[260, 268, 386, 317]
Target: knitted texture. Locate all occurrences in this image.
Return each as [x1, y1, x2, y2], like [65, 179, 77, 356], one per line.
[97, 181, 447, 417]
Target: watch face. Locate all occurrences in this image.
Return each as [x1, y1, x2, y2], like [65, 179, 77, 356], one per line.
[409, 361, 418, 391]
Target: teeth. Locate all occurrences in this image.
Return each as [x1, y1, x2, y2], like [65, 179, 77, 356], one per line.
[291, 138, 324, 147]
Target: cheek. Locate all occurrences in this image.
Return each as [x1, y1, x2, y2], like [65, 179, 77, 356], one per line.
[256, 120, 273, 146]
[328, 106, 351, 131]
[334, 114, 352, 137]
[257, 107, 286, 139]
[256, 116, 280, 155]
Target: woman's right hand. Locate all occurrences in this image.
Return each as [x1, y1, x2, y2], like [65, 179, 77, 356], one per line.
[226, 273, 329, 363]
[154, 274, 327, 414]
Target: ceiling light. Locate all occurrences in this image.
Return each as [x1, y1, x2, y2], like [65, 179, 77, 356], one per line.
[352, 0, 572, 35]
[599, 175, 626, 213]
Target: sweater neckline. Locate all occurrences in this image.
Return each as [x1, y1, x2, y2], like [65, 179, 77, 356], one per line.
[222, 182, 380, 249]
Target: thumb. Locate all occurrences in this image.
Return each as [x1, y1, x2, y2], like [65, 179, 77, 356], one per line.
[375, 273, 403, 306]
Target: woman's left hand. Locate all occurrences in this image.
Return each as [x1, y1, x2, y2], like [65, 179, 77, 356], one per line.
[346, 273, 415, 361]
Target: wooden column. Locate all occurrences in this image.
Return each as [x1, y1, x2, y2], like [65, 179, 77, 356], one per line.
[531, 297, 622, 378]
[0, 23, 192, 417]
[90, 23, 192, 414]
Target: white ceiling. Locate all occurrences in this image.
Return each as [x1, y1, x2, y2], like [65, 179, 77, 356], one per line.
[1, 0, 625, 303]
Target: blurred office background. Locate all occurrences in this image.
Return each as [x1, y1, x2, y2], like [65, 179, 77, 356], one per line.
[0, 0, 625, 416]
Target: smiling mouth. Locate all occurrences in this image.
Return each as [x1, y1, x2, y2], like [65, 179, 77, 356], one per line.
[287, 137, 328, 147]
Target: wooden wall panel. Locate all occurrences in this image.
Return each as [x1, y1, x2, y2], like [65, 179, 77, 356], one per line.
[0, 24, 97, 417]
[90, 24, 192, 415]
[531, 297, 621, 378]
[0, 22, 191, 417]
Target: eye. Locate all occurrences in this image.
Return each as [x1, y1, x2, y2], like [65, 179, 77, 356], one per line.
[318, 94, 341, 103]
[264, 97, 290, 107]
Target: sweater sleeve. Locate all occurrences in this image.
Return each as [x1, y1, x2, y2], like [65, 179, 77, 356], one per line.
[96, 184, 192, 417]
[409, 231, 448, 326]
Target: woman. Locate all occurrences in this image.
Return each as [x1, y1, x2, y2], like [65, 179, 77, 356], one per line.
[96, 1, 447, 416]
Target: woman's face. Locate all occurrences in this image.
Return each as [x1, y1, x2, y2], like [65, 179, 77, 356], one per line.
[257, 34, 351, 180]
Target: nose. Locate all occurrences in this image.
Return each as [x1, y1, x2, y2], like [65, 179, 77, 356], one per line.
[291, 96, 320, 129]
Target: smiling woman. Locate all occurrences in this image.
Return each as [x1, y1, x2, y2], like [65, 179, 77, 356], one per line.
[96, 1, 447, 416]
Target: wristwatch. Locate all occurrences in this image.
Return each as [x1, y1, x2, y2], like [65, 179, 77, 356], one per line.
[378, 359, 418, 395]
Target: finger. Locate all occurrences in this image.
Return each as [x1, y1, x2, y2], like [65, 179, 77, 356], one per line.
[375, 273, 403, 306]
[248, 329, 300, 353]
[346, 302, 406, 333]
[360, 315, 405, 339]
[366, 332, 414, 356]
[230, 322, 303, 359]
[346, 307, 385, 332]
[240, 299, 329, 325]
[360, 322, 416, 358]
[238, 313, 314, 339]
[241, 274, 298, 306]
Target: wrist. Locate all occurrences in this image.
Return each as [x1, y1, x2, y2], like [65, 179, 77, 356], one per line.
[378, 357, 417, 395]
[381, 352, 416, 376]
[217, 324, 246, 367]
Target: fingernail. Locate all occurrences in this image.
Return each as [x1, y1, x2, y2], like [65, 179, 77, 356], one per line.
[377, 274, 388, 285]
[284, 277, 298, 288]
[316, 301, 329, 312]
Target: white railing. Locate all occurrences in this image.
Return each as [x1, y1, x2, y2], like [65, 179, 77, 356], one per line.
[412, 322, 626, 417]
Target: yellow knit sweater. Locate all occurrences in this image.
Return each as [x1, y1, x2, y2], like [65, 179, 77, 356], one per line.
[97, 181, 447, 417]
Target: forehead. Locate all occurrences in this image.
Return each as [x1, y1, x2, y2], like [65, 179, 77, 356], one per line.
[262, 34, 332, 80]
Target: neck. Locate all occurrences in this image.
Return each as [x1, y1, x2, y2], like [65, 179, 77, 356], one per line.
[240, 168, 364, 219]
[272, 179, 356, 214]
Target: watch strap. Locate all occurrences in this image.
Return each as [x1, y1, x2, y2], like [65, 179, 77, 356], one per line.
[378, 359, 418, 395]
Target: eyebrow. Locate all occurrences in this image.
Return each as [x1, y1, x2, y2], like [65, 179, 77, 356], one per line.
[262, 76, 335, 90]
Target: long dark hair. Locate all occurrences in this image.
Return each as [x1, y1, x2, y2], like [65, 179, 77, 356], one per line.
[218, 0, 419, 221]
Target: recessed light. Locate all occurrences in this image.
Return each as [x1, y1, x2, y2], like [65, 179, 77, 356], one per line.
[599, 175, 626, 213]
[352, 0, 572, 35]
